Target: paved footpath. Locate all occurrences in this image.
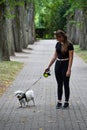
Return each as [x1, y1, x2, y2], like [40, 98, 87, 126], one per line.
[0, 40, 87, 130]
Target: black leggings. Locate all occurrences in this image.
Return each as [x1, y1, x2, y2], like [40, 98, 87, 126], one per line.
[55, 60, 70, 102]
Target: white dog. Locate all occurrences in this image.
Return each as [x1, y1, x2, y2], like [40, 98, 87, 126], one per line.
[14, 90, 35, 107]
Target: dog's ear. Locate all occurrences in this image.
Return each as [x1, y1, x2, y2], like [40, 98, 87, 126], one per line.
[14, 90, 24, 96]
[14, 90, 20, 96]
[14, 92, 18, 96]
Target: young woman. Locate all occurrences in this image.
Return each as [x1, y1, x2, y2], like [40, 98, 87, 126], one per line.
[45, 30, 74, 109]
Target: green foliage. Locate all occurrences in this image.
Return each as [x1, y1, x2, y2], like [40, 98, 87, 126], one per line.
[0, 0, 31, 19]
[0, 0, 5, 4]
[34, 0, 87, 39]
[68, 0, 87, 9]
[0, 0, 25, 6]
[65, 0, 87, 17]
[35, 0, 70, 38]
[50, 2, 70, 31]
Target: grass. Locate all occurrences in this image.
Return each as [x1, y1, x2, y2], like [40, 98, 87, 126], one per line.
[74, 45, 87, 63]
[0, 61, 24, 96]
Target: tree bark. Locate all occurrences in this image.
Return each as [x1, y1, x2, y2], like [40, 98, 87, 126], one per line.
[79, 10, 87, 49]
[0, 0, 35, 60]
[27, 2, 35, 44]
[0, 4, 10, 61]
[12, 6, 24, 52]
[5, 5, 15, 56]
[67, 9, 87, 50]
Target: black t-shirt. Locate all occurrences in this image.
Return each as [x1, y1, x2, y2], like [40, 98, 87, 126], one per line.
[55, 42, 74, 59]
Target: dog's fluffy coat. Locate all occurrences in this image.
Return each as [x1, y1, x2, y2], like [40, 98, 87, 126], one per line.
[14, 90, 35, 107]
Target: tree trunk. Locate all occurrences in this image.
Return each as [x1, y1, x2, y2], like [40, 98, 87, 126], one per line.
[79, 10, 87, 49]
[67, 9, 87, 50]
[27, 2, 35, 44]
[12, 6, 23, 52]
[5, 5, 15, 56]
[0, 4, 10, 61]
[20, 4, 28, 49]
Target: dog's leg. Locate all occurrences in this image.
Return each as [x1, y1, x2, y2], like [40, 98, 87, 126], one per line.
[26, 101, 28, 107]
[23, 100, 26, 107]
[20, 102, 22, 108]
[32, 98, 35, 106]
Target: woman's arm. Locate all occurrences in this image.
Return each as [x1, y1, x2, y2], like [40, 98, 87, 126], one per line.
[66, 50, 74, 77]
[45, 50, 58, 71]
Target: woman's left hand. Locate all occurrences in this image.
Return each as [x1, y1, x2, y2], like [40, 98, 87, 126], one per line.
[66, 70, 71, 77]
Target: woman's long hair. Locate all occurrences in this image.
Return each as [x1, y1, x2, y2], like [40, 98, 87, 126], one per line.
[55, 30, 69, 53]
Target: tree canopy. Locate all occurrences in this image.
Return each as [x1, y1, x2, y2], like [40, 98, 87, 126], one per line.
[34, 0, 87, 38]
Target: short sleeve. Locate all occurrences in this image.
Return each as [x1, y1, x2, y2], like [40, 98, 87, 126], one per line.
[68, 43, 74, 51]
[55, 42, 58, 49]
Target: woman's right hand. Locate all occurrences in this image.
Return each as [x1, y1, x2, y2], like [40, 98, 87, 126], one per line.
[44, 67, 50, 73]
